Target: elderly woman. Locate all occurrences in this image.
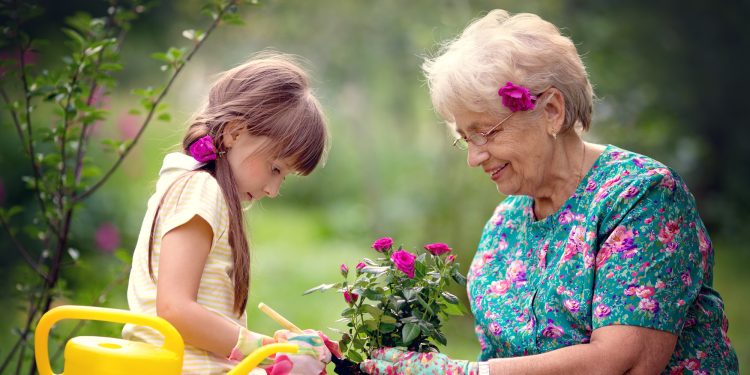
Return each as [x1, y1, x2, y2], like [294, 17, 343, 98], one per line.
[361, 9, 738, 375]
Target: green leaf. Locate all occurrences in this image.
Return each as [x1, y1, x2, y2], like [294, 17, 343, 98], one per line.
[347, 350, 363, 363]
[379, 315, 397, 324]
[150, 52, 170, 63]
[441, 291, 459, 304]
[157, 113, 171, 122]
[378, 322, 396, 333]
[401, 323, 420, 345]
[302, 283, 338, 295]
[360, 304, 382, 319]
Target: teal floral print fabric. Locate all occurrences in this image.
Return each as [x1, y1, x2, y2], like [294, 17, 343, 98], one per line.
[467, 145, 738, 374]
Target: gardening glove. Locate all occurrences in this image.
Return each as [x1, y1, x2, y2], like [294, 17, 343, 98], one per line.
[228, 326, 276, 361]
[360, 347, 480, 375]
[264, 329, 333, 375]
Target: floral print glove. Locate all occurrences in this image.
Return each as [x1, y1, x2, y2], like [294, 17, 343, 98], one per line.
[228, 327, 275, 361]
[264, 329, 333, 375]
[360, 347, 479, 375]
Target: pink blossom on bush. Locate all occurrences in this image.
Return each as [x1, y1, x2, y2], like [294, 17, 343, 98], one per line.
[343, 290, 359, 304]
[445, 254, 456, 264]
[424, 242, 451, 256]
[356, 262, 366, 270]
[340, 263, 349, 276]
[95, 222, 120, 253]
[390, 249, 416, 278]
[371, 237, 393, 252]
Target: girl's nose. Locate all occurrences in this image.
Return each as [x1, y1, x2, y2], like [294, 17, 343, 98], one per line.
[263, 180, 282, 199]
[467, 144, 489, 167]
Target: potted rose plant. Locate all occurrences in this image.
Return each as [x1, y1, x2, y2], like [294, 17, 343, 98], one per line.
[304, 237, 468, 375]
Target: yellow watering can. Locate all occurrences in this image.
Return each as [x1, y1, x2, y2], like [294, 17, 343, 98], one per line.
[35, 305, 297, 375]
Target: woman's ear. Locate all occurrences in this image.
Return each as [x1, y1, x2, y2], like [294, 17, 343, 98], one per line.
[542, 88, 566, 136]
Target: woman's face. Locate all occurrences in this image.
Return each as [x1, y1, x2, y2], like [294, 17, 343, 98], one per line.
[224, 132, 294, 202]
[453, 107, 552, 196]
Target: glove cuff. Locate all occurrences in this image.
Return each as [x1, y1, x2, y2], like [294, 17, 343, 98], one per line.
[228, 327, 273, 361]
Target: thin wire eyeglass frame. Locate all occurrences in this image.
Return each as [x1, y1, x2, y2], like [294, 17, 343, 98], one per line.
[452, 112, 515, 150]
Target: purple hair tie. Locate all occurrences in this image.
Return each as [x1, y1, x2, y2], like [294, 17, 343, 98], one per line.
[189, 135, 218, 163]
[498, 82, 538, 112]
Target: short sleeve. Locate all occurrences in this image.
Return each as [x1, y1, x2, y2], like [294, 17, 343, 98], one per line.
[156, 171, 228, 246]
[591, 170, 703, 334]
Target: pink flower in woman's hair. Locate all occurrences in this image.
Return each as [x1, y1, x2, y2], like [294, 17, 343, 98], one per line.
[343, 290, 359, 305]
[424, 242, 451, 256]
[340, 263, 349, 276]
[189, 135, 217, 163]
[371, 237, 393, 252]
[497, 82, 537, 112]
[390, 249, 416, 278]
[95, 222, 120, 253]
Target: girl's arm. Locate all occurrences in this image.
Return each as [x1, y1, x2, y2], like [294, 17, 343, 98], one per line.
[487, 325, 677, 374]
[155, 215, 250, 357]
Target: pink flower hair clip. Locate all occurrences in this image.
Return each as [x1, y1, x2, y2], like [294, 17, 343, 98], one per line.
[189, 135, 219, 162]
[498, 82, 539, 112]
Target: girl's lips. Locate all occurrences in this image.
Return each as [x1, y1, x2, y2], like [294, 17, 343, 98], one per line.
[490, 163, 509, 181]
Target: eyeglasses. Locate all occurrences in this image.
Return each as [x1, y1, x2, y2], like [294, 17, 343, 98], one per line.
[452, 112, 515, 150]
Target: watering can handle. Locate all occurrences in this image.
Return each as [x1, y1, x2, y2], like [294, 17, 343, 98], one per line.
[227, 343, 299, 375]
[35, 305, 184, 375]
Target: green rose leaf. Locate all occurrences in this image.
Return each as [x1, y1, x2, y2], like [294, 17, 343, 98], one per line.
[402, 322, 420, 345]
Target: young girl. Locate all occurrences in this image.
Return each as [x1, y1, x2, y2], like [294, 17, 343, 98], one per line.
[123, 53, 333, 374]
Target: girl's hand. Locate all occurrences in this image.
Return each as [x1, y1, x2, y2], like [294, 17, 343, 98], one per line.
[265, 329, 333, 375]
[360, 347, 479, 375]
[228, 327, 275, 361]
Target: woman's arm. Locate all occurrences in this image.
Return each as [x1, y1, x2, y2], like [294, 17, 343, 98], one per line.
[488, 325, 676, 374]
[156, 215, 246, 357]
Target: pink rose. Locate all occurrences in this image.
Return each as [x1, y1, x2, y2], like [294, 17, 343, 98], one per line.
[638, 298, 660, 313]
[635, 286, 655, 299]
[564, 299, 580, 313]
[356, 262, 366, 270]
[424, 242, 451, 256]
[340, 263, 349, 276]
[594, 304, 611, 319]
[489, 280, 510, 295]
[188, 135, 217, 163]
[371, 237, 393, 252]
[390, 249, 416, 278]
[497, 82, 537, 112]
[541, 320, 564, 338]
[343, 290, 358, 304]
[445, 254, 456, 264]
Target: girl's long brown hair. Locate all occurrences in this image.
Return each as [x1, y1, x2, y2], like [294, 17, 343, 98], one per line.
[148, 53, 328, 316]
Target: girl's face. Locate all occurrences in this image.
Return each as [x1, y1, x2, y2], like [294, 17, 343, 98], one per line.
[452, 107, 553, 197]
[224, 132, 294, 202]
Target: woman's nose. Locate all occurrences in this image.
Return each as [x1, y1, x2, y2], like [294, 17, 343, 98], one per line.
[467, 144, 489, 167]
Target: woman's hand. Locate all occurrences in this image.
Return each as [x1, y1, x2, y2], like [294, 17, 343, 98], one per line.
[264, 329, 334, 375]
[360, 347, 478, 375]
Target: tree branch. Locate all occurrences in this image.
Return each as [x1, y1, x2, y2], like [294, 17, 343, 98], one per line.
[0, 214, 47, 279]
[74, 0, 239, 202]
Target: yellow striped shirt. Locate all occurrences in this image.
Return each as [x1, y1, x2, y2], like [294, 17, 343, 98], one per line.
[123, 153, 250, 374]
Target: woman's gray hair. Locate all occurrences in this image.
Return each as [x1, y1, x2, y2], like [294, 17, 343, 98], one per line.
[422, 9, 593, 132]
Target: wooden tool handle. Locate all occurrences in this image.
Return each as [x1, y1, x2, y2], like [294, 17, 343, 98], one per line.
[258, 302, 303, 333]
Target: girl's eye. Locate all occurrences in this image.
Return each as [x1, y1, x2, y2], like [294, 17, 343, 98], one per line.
[272, 166, 281, 175]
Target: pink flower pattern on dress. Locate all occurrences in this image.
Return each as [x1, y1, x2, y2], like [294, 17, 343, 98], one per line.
[466, 145, 737, 371]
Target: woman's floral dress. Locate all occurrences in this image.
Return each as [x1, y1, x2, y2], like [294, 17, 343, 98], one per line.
[467, 145, 738, 374]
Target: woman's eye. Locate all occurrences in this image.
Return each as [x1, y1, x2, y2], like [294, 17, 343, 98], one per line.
[272, 166, 281, 175]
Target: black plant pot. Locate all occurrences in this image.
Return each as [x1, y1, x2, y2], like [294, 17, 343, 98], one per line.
[331, 356, 364, 375]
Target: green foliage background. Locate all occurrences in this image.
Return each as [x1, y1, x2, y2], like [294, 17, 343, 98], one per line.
[1, 0, 748, 371]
